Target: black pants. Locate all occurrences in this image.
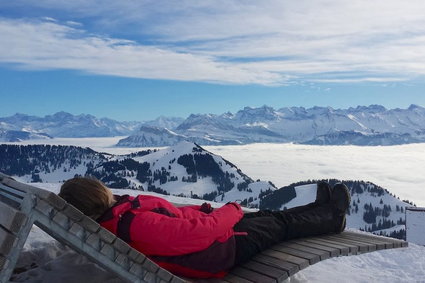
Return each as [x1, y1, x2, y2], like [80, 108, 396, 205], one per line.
[233, 202, 343, 265]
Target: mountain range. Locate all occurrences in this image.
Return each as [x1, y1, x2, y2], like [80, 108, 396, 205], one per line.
[0, 112, 183, 141]
[0, 142, 411, 239]
[2, 104, 425, 146]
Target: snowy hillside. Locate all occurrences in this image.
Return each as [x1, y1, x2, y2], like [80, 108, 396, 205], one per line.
[0, 144, 109, 183]
[0, 112, 141, 139]
[116, 126, 189, 147]
[0, 129, 52, 142]
[90, 141, 277, 205]
[119, 104, 425, 146]
[0, 142, 277, 206]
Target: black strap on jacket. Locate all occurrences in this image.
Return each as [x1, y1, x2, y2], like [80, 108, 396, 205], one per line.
[117, 211, 136, 242]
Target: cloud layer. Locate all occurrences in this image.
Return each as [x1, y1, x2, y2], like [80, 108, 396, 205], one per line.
[1, 0, 425, 85]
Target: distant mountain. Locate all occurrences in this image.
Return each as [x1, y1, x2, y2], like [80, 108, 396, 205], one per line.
[0, 112, 187, 139]
[119, 104, 425, 146]
[3, 104, 425, 146]
[0, 112, 142, 138]
[117, 126, 188, 147]
[0, 129, 52, 142]
[301, 131, 421, 146]
[141, 116, 185, 129]
[0, 142, 411, 239]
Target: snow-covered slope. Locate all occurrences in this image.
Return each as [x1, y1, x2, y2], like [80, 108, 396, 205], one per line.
[0, 129, 52, 142]
[3, 105, 425, 145]
[0, 112, 141, 138]
[141, 116, 185, 129]
[91, 141, 277, 205]
[1, 142, 277, 206]
[0, 144, 109, 183]
[116, 126, 189, 147]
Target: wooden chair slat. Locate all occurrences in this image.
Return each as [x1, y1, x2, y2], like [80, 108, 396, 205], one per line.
[302, 238, 352, 255]
[253, 254, 298, 275]
[242, 260, 289, 282]
[272, 245, 320, 264]
[279, 242, 331, 260]
[230, 266, 276, 283]
[261, 249, 309, 270]
[0, 227, 17, 256]
[0, 202, 27, 234]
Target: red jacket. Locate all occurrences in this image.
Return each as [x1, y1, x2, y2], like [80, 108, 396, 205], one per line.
[97, 195, 244, 278]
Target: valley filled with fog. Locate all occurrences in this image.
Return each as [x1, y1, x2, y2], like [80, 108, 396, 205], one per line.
[206, 143, 425, 207]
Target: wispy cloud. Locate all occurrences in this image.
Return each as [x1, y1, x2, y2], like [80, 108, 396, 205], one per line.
[0, 18, 285, 85]
[2, 0, 425, 85]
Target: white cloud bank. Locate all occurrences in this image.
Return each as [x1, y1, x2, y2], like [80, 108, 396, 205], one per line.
[2, 0, 425, 84]
[206, 143, 425, 207]
[10, 137, 425, 207]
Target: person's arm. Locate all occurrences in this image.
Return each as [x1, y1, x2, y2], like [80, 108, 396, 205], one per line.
[130, 203, 243, 256]
[178, 202, 214, 217]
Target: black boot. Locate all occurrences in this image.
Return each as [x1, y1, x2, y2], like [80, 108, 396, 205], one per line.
[331, 183, 350, 212]
[330, 183, 351, 233]
[315, 181, 332, 205]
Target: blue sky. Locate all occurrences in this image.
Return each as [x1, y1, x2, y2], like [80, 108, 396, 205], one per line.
[1, 0, 425, 121]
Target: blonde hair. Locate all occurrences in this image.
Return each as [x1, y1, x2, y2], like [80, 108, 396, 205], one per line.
[59, 177, 114, 219]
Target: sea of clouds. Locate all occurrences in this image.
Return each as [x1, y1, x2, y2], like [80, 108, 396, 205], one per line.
[8, 137, 425, 207]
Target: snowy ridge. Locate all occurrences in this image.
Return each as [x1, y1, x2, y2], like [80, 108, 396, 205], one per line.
[0, 129, 52, 142]
[120, 104, 425, 146]
[91, 141, 277, 205]
[0, 144, 109, 183]
[0, 142, 277, 206]
[0, 112, 182, 140]
[116, 126, 189, 147]
[0, 112, 142, 138]
[3, 104, 425, 145]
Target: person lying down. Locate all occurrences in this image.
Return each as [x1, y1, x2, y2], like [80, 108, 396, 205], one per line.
[59, 177, 350, 279]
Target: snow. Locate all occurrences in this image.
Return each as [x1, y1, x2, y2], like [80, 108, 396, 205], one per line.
[406, 208, 425, 245]
[281, 184, 316, 209]
[290, 236, 425, 283]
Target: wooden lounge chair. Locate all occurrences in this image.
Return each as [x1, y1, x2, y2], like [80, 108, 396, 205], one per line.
[0, 172, 408, 283]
